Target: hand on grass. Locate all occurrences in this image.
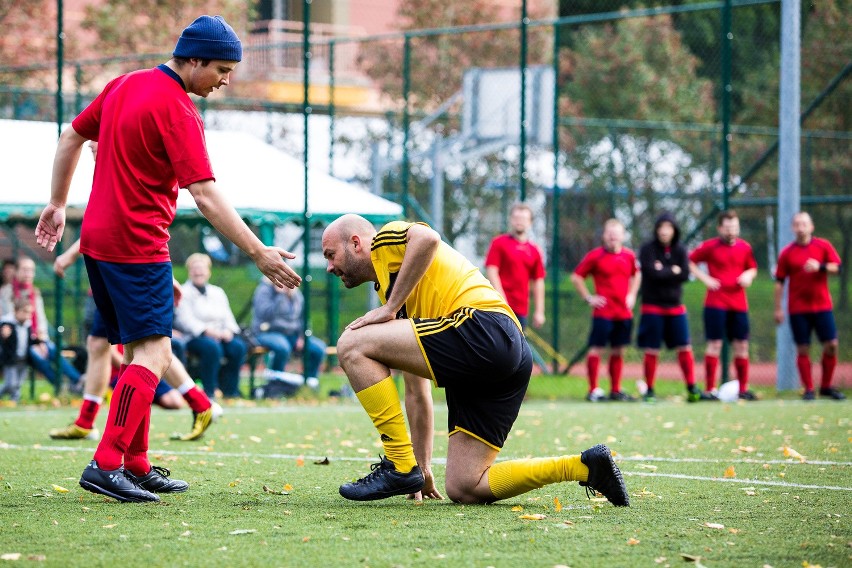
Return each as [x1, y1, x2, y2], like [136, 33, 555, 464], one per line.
[407, 467, 444, 501]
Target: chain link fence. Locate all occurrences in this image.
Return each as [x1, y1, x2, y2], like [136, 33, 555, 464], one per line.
[1, 0, 849, 390]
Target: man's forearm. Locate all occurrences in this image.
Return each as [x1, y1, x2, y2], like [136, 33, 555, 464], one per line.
[189, 181, 264, 259]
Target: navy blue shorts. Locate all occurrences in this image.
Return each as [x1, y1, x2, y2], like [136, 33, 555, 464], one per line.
[89, 306, 108, 339]
[415, 309, 532, 450]
[789, 311, 837, 345]
[588, 317, 633, 348]
[703, 307, 749, 342]
[637, 313, 691, 350]
[84, 256, 174, 345]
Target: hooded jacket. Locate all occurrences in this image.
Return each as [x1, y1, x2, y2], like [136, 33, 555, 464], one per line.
[638, 213, 690, 308]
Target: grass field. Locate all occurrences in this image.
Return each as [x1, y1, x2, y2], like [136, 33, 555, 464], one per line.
[1, 379, 850, 568]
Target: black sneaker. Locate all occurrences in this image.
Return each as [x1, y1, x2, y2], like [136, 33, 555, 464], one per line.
[579, 444, 629, 507]
[339, 456, 424, 501]
[819, 387, 846, 400]
[79, 460, 159, 503]
[802, 390, 816, 401]
[700, 391, 719, 401]
[609, 391, 636, 402]
[126, 465, 189, 493]
[739, 390, 758, 401]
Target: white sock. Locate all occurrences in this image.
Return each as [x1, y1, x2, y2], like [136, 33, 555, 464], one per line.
[83, 393, 103, 404]
[176, 380, 195, 395]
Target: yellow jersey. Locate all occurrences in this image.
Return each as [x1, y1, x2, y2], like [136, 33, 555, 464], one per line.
[370, 221, 521, 329]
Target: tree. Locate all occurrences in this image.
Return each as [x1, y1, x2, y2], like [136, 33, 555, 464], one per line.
[0, 0, 69, 87]
[558, 13, 716, 259]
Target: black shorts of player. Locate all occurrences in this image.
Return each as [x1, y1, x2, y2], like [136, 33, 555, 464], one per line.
[413, 308, 532, 451]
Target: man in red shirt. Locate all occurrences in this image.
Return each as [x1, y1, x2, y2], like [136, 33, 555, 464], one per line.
[689, 210, 758, 400]
[571, 219, 641, 401]
[774, 212, 844, 400]
[485, 203, 546, 329]
[36, 15, 301, 503]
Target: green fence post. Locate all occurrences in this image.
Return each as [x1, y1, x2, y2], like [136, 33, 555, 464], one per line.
[550, 22, 561, 373]
[302, 0, 313, 386]
[328, 40, 335, 179]
[519, 0, 528, 202]
[401, 34, 411, 218]
[720, 0, 733, 384]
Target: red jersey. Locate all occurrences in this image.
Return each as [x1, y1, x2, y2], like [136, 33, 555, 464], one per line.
[73, 66, 215, 263]
[573, 246, 637, 320]
[775, 237, 840, 314]
[484, 234, 545, 317]
[689, 238, 757, 311]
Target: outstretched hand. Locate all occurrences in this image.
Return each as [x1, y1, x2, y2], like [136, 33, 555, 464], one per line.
[254, 247, 302, 289]
[35, 203, 66, 252]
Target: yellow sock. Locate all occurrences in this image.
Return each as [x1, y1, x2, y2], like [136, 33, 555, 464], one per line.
[356, 377, 417, 474]
[487, 455, 588, 500]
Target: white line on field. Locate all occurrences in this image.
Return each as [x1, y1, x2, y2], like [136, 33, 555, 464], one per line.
[623, 470, 852, 491]
[619, 455, 852, 466]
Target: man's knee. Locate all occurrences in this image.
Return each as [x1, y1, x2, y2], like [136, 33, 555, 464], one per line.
[336, 330, 362, 370]
[824, 341, 838, 356]
[444, 479, 487, 505]
[87, 335, 110, 358]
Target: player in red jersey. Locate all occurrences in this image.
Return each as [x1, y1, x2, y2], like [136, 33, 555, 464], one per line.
[689, 210, 758, 400]
[36, 15, 301, 503]
[774, 212, 845, 400]
[571, 219, 641, 401]
[485, 203, 546, 329]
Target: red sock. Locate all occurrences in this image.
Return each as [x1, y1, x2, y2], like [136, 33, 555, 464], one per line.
[643, 353, 658, 389]
[75, 399, 101, 430]
[609, 355, 623, 393]
[797, 354, 813, 391]
[705, 355, 719, 392]
[587, 354, 600, 392]
[123, 405, 152, 476]
[821, 353, 837, 389]
[182, 386, 212, 414]
[678, 350, 696, 387]
[734, 357, 749, 393]
[93, 365, 158, 471]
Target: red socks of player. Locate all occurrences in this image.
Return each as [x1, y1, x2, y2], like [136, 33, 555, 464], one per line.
[643, 353, 658, 390]
[678, 350, 696, 388]
[587, 354, 600, 392]
[734, 356, 749, 393]
[704, 354, 719, 392]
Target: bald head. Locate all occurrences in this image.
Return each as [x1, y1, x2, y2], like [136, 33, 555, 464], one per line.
[322, 214, 379, 288]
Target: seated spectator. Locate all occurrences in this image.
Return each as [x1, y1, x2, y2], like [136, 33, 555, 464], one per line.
[251, 277, 326, 387]
[174, 253, 246, 398]
[0, 298, 39, 402]
[0, 256, 81, 391]
[2, 259, 16, 287]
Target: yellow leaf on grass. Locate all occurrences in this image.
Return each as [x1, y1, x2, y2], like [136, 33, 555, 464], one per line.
[283, 484, 293, 491]
[51, 484, 69, 493]
[518, 514, 547, 520]
[627, 537, 640, 545]
[553, 497, 562, 512]
[511, 505, 523, 512]
[296, 456, 305, 467]
[783, 446, 806, 463]
[723, 466, 736, 478]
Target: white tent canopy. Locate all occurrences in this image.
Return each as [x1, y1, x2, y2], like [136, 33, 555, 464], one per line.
[0, 119, 402, 225]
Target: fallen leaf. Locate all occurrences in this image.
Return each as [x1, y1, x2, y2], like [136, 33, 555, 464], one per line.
[249, 436, 262, 443]
[518, 514, 547, 520]
[27, 555, 46, 562]
[782, 446, 806, 463]
[313, 457, 330, 465]
[296, 456, 305, 467]
[283, 484, 293, 491]
[627, 537, 640, 545]
[723, 466, 736, 478]
[1, 553, 22, 561]
[638, 464, 658, 471]
[180, 531, 191, 537]
[511, 505, 523, 512]
[102, 524, 117, 529]
[228, 529, 256, 535]
[51, 484, 69, 493]
[302, 537, 310, 543]
[553, 497, 562, 512]
[704, 522, 725, 529]
[262, 485, 290, 496]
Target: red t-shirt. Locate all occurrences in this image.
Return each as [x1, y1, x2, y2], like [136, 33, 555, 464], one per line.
[573, 247, 637, 320]
[73, 67, 215, 263]
[775, 237, 840, 314]
[689, 238, 757, 311]
[484, 234, 545, 317]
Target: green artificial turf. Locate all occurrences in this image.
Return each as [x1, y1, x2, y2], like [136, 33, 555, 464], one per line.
[0, 388, 849, 567]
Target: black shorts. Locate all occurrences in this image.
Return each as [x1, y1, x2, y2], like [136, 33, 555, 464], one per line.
[413, 308, 532, 450]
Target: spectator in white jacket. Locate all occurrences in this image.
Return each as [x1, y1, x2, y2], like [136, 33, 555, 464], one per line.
[174, 253, 246, 398]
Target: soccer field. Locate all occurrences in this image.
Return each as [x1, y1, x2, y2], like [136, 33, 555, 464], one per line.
[1, 397, 849, 568]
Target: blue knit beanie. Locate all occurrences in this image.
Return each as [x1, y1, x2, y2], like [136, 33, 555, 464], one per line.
[173, 15, 242, 62]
